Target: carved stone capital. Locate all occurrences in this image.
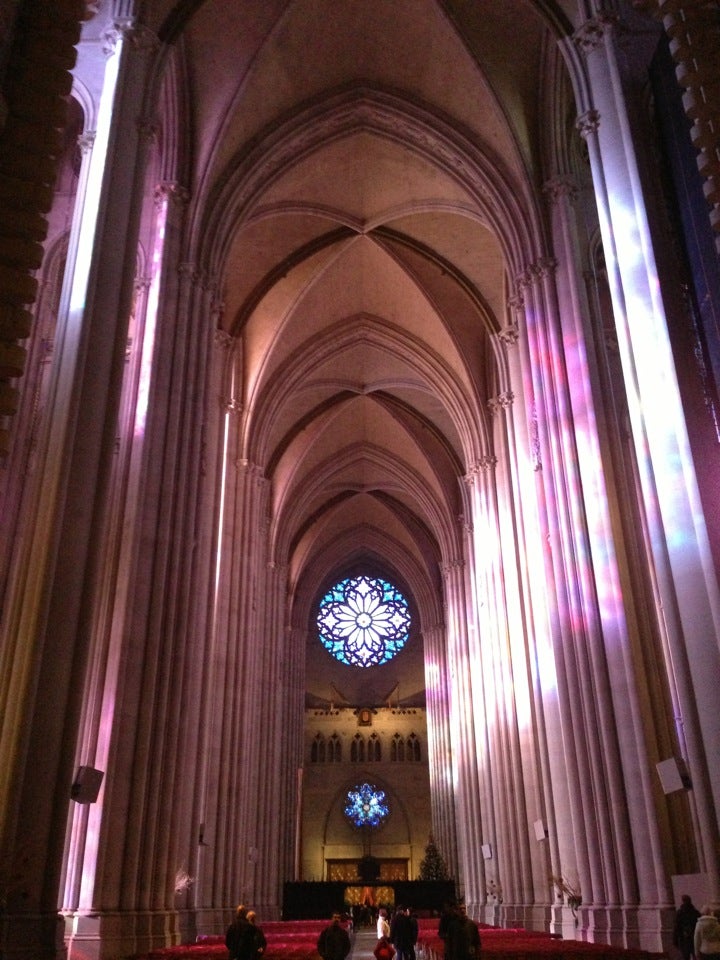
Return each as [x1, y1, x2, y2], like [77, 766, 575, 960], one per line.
[154, 181, 190, 208]
[530, 256, 557, 281]
[465, 455, 498, 483]
[103, 19, 160, 57]
[487, 392, 514, 415]
[573, 13, 618, 55]
[498, 323, 519, 347]
[576, 109, 601, 140]
[543, 175, 579, 205]
[77, 131, 96, 154]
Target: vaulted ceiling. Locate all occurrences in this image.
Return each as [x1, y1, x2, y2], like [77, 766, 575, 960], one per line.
[90, 1, 580, 702]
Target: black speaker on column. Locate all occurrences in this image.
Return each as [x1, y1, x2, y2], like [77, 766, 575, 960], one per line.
[70, 766, 104, 803]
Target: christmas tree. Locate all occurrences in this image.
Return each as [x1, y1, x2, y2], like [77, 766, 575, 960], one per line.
[418, 834, 449, 880]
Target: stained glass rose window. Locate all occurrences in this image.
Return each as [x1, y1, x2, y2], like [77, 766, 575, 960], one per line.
[344, 782, 389, 828]
[317, 575, 411, 667]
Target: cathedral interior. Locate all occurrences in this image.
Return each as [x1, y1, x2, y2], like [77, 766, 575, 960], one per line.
[1, 2, 720, 959]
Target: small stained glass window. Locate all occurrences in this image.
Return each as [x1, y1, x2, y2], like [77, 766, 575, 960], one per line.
[344, 782, 389, 828]
[317, 575, 411, 667]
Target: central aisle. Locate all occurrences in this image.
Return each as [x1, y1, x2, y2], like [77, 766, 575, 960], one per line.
[350, 929, 379, 960]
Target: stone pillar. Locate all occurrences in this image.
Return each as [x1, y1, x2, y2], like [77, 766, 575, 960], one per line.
[0, 8, 161, 958]
[569, 8, 720, 902]
[207, 423, 288, 916]
[422, 623, 458, 884]
[61, 169, 222, 954]
[495, 318, 563, 931]
[515, 253, 640, 942]
[443, 555, 487, 911]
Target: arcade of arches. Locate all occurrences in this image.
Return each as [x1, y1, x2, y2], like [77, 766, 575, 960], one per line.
[1, 3, 720, 960]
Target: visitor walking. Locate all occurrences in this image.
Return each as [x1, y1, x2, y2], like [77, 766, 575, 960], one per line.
[674, 895, 701, 960]
[318, 912, 352, 960]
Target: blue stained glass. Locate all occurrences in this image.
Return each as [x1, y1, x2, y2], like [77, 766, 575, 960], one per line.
[317, 575, 411, 667]
[344, 782, 389, 828]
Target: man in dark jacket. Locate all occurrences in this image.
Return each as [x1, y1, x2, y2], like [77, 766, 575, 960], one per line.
[390, 906, 416, 960]
[674, 895, 701, 960]
[226, 904, 254, 960]
[445, 903, 481, 960]
[318, 913, 352, 960]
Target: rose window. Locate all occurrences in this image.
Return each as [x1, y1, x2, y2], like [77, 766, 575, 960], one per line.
[317, 575, 411, 667]
[344, 782, 389, 828]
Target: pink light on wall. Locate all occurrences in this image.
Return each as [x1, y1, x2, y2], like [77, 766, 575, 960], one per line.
[133, 196, 167, 437]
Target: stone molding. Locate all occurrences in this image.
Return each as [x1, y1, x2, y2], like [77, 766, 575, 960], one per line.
[0, 0, 85, 457]
[636, 0, 720, 251]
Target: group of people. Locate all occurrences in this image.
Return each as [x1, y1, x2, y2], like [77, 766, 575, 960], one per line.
[316, 900, 480, 960]
[231, 894, 720, 960]
[674, 896, 720, 960]
[374, 905, 420, 960]
[226, 904, 268, 960]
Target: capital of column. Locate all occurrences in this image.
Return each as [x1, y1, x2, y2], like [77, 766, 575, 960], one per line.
[458, 513, 473, 536]
[102, 18, 160, 58]
[576, 109, 601, 140]
[523, 256, 557, 284]
[235, 459, 266, 487]
[497, 322, 520, 347]
[154, 181, 190, 209]
[573, 13, 618, 56]
[464, 455, 498, 484]
[441, 558, 465, 577]
[215, 329, 234, 350]
[77, 131, 96, 155]
[487, 391, 514, 416]
[178, 261, 203, 285]
[543, 174, 579, 206]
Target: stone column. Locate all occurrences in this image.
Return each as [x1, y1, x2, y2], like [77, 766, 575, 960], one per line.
[443, 555, 487, 911]
[422, 623, 458, 883]
[0, 8, 161, 958]
[494, 318, 563, 930]
[569, 8, 720, 901]
[514, 254, 634, 941]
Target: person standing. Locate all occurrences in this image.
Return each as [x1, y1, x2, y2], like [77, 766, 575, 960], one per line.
[407, 906, 419, 960]
[391, 906, 415, 960]
[226, 905, 253, 960]
[674, 895, 701, 960]
[377, 908, 390, 939]
[246, 910, 267, 960]
[445, 903, 481, 960]
[318, 912, 352, 960]
[694, 906, 720, 960]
